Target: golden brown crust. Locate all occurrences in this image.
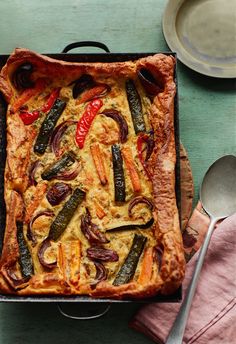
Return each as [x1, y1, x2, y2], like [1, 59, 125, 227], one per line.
[0, 48, 185, 298]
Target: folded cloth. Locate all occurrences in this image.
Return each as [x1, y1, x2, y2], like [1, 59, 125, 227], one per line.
[130, 203, 236, 344]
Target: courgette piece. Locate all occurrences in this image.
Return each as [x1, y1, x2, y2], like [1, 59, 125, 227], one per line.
[34, 98, 66, 155]
[41, 152, 75, 181]
[111, 144, 126, 202]
[16, 221, 34, 278]
[126, 79, 146, 134]
[48, 188, 85, 241]
[113, 233, 147, 286]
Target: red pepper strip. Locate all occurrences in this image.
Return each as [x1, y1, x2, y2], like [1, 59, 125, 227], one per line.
[137, 134, 151, 179]
[75, 99, 103, 149]
[41, 87, 61, 112]
[76, 84, 110, 105]
[10, 78, 46, 114]
[19, 110, 40, 125]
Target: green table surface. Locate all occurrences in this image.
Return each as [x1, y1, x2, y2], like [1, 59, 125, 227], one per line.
[0, 1, 235, 343]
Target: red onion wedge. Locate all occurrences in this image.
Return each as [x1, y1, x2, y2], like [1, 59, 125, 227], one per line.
[128, 196, 155, 217]
[87, 246, 119, 262]
[28, 160, 41, 186]
[81, 208, 109, 244]
[138, 68, 163, 96]
[101, 109, 128, 143]
[5, 264, 30, 289]
[38, 238, 57, 269]
[50, 120, 77, 157]
[155, 244, 164, 272]
[46, 182, 72, 206]
[27, 211, 54, 246]
[90, 261, 107, 288]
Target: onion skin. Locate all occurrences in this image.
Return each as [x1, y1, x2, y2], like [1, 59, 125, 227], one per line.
[27, 210, 54, 246]
[12, 62, 34, 90]
[87, 247, 119, 262]
[46, 183, 72, 206]
[81, 208, 109, 244]
[128, 196, 155, 217]
[101, 109, 128, 143]
[38, 238, 57, 269]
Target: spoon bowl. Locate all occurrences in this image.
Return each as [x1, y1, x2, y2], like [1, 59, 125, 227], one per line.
[200, 155, 236, 219]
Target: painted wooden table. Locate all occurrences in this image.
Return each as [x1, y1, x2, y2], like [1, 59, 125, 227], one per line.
[0, 1, 235, 343]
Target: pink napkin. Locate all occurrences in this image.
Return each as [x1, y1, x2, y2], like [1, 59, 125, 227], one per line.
[130, 203, 236, 344]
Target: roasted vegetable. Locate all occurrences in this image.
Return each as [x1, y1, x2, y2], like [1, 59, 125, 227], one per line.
[106, 217, 154, 232]
[72, 74, 95, 99]
[34, 98, 66, 155]
[37, 238, 57, 269]
[122, 146, 141, 193]
[12, 62, 34, 90]
[128, 196, 154, 217]
[41, 152, 75, 181]
[113, 233, 147, 286]
[41, 88, 61, 113]
[87, 246, 119, 262]
[77, 83, 110, 105]
[126, 79, 146, 134]
[138, 68, 163, 96]
[50, 120, 76, 157]
[137, 132, 154, 162]
[91, 261, 107, 287]
[48, 188, 86, 241]
[28, 160, 41, 186]
[75, 99, 103, 149]
[19, 110, 40, 125]
[81, 208, 109, 244]
[111, 144, 126, 202]
[46, 182, 72, 206]
[90, 143, 108, 185]
[11, 78, 46, 114]
[27, 210, 54, 245]
[16, 221, 34, 278]
[102, 109, 128, 143]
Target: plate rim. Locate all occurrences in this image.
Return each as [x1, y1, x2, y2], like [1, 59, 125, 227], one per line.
[162, 0, 236, 78]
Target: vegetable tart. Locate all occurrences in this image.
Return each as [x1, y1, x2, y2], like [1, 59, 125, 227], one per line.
[0, 49, 185, 298]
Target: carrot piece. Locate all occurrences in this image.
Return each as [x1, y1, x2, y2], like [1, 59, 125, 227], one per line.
[11, 78, 46, 113]
[24, 182, 48, 223]
[90, 143, 108, 186]
[76, 85, 108, 105]
[95, 201, 106, 219]
[138, 247, 154, 284]
[122, 146, 141, 193]
[58, 241, 81, 287]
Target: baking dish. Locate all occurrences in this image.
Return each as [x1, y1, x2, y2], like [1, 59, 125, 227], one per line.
[0, 41, 181, 319]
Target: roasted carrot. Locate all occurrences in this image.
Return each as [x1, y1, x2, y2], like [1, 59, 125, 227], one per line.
[122, 146, 141, 193]
[90, 143, 108, 185]
[76, 84, 109, 105]
[58, 240, 81, 287]
[11, 78, 46, 113]
[138, 247, 153, 284]
[24, 182, 48, 223]
[94, 201, 106, 219]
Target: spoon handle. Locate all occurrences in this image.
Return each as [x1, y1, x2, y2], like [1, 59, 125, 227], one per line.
[166, 217, 218, 344]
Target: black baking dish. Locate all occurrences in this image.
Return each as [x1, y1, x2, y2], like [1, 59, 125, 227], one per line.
[0, 42, 181, 306]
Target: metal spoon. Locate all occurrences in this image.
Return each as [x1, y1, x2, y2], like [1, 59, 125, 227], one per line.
[166, 155, 236, 344]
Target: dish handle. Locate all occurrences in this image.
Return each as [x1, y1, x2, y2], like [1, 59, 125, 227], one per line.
[61, 41, 110, 53]
[57, 302, 111, 320]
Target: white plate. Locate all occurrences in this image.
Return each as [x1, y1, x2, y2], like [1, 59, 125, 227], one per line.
[162, 0, 236, 78]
